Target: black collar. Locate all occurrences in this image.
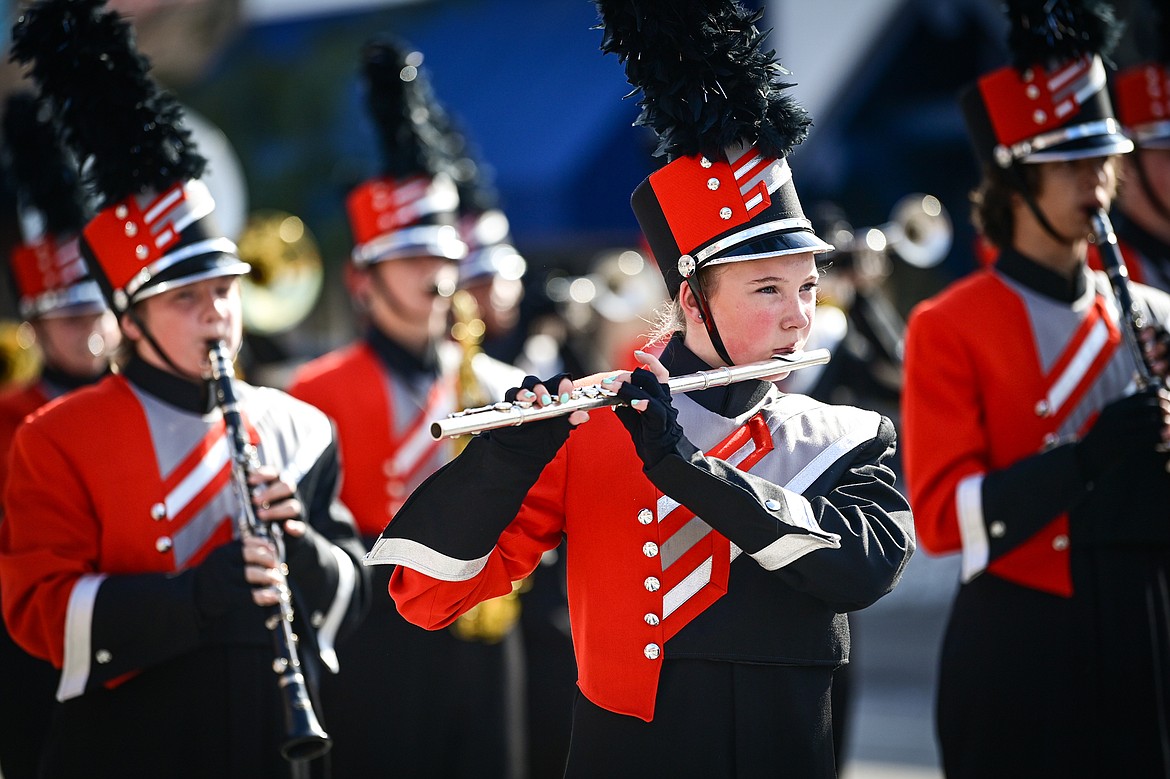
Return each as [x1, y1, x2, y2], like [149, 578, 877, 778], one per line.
[659, 334, 772, 419]
[40, 363, 108, 393]
[122, 355, 215, 414]
[995, 247, 1087, 303]
[364, 325, 440, 382]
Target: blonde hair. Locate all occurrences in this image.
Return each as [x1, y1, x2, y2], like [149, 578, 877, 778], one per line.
[642, 264, 727, 346]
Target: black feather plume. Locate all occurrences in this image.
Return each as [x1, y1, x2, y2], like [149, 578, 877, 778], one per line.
[2, 91, 87, 237]
[362, 36, 454, 180]
[1004, 0, 1123, 71]
[594, 0, 810, 162]
[1145, 0, 1170, 64]
[434, 112, 498, 217]
[9, 0, 206, 209]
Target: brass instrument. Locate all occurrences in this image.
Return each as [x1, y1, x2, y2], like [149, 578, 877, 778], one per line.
[207, 341, 332, 761]
[432, 348, 833, 440]
[0, 320, 41, 388]
[236, 210, 324, 336]
[449, 289, 490, 453]
[840, 193, 953, 270]
[447, 289, 524, 643]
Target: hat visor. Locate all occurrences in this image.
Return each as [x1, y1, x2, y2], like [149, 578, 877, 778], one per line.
[353, 224, 468, 266]
[703, 229, 835, 268]
[1022, 134, 1135, 164]
[131, 254, 252, 305]
[36, 300, 109, 319]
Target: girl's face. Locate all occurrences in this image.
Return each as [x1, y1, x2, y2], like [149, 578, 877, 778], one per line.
[125, 276, 243, 379]
[683, 251, 819, 366]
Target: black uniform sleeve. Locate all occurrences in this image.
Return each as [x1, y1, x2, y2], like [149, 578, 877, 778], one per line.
[85, 571, 204, 691]
[644, 416, 914, 611]
[284, 435, 370, 647]
[979, 443, 1087, 562]
[380, 417, 573, 559]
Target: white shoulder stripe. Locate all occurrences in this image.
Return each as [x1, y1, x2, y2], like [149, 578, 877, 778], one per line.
[57, 573, 106, 702]
[364, 536, 490, 581]
[782, 408, 882, 495]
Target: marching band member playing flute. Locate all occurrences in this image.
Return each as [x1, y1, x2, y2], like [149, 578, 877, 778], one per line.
[902, 1, 1170, 776]
[365, 2, 914, 775]
[0, 2, 368, 776]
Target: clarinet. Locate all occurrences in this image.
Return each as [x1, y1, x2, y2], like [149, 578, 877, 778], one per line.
[207, 341, 332, 762]
[1091, 210, 1159, 389]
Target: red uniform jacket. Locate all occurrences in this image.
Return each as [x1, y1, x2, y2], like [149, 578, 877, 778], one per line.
[288, 340, 520, 538]
[0, 382, 50, 503]
[903, 263, 1168, 595]
[371, 379, 914, 721]
[0, 373, 364, 698]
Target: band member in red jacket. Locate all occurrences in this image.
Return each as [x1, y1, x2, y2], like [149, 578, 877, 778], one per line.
[902, 1, 1170, 776]
[0, 90, 119, 779]
[365, 3, 914, 775]
[1103, 0, 1170, 291]
[287, 38, 524, 778]
[0, 2, 368, 776]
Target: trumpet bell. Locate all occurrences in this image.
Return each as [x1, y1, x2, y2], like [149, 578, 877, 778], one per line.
[237, 210, 324, 335]
[884, 193, 952, 269]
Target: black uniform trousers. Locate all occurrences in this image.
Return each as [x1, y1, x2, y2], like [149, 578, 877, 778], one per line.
[938, 546, 1170, 779]
[318, 563, 520, 778]
[565, 658, 836, 778]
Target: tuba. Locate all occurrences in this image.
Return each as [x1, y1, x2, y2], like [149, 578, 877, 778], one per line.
[446, 289, 526, 643]
[236, 210, 324, 336]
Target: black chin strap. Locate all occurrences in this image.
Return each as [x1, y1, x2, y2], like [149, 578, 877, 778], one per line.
[127, 307, 206, 385]
[684, 272, 734, 366]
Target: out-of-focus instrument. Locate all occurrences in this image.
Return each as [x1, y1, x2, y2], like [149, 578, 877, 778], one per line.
[432, 348, 832, 440]
[1089, 211, 1168, 465]
[207, 341, 331, 762]
[447, 289, 525, 642]
[840, 193, 952, 270]
[450, 289, 491, 435]
[236, 210, 324, 336]
[0, 319, 41, 387]
[1091, 209, 1159, 390]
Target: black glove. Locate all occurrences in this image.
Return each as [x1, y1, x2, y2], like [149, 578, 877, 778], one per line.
[614, 367, 684, 469]
[1075, 387, 1168, 481]
[1142, 324, 1170, 380]
[192, 540, 254, 623]
[487, 372, 577, 463]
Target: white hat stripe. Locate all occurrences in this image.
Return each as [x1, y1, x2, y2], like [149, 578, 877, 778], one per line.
[143, 185, 183, 224]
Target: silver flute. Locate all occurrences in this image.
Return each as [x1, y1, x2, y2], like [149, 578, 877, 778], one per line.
[431, 348, 831, 440]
